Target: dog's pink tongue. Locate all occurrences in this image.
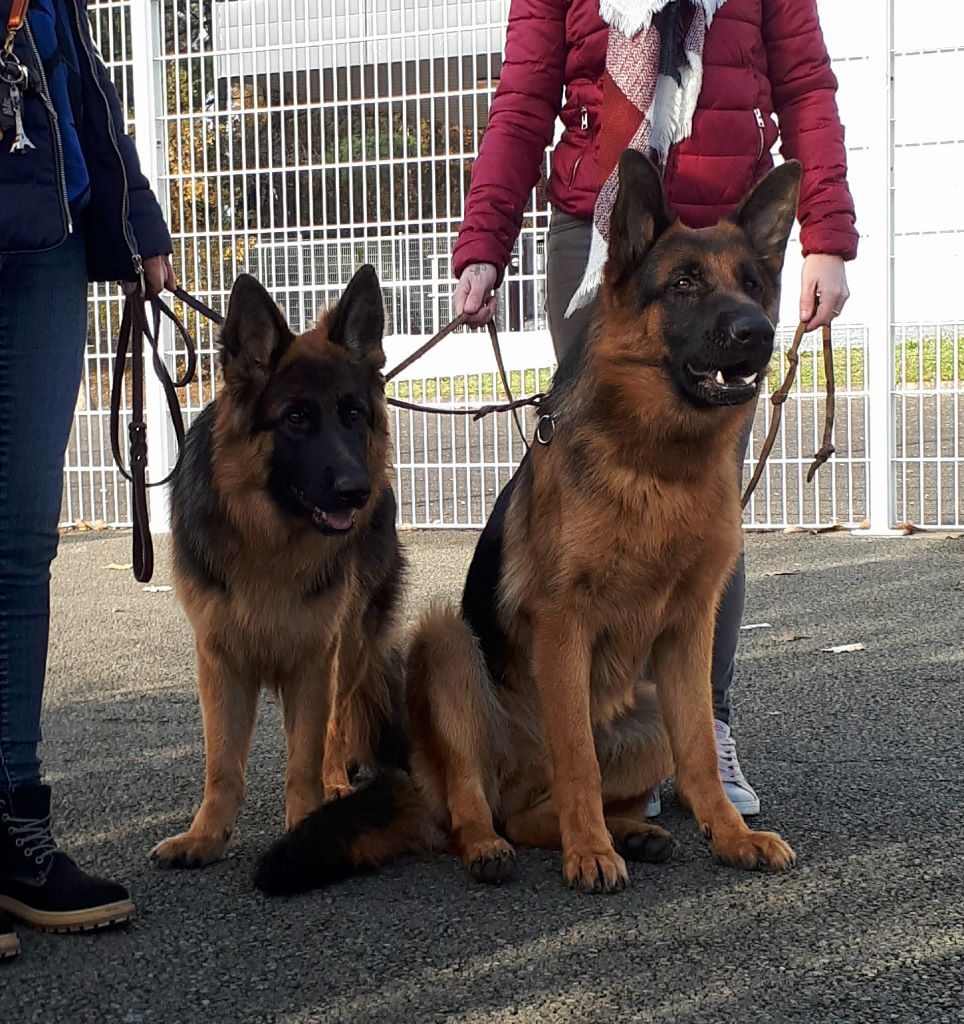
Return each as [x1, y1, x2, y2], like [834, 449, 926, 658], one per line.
[325, 510, 354, 531]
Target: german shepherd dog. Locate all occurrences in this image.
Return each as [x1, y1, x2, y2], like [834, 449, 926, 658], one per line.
[150, 266, 411, 868]
[254, 153, 801, 895]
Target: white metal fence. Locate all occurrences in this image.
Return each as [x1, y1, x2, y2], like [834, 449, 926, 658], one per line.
[64, 0, 963, 532]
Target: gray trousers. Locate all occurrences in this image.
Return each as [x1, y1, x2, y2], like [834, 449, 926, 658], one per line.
[545, 211, 748, 722]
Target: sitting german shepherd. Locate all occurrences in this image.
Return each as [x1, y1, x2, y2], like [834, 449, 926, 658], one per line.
[254, 153, 801, 894]
[151, 266, 411, 868]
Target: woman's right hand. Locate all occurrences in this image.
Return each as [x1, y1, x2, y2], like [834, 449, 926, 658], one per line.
[453, 263, 499, 327]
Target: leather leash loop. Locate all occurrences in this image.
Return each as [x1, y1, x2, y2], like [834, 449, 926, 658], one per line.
[741, 322, 836, 509]
[110, 285, 201, 582]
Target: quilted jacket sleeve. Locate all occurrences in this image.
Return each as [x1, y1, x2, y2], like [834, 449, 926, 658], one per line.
[451, 0, 567, 283]
[89, 41, 173, 260]
[762, 0, 858, 259]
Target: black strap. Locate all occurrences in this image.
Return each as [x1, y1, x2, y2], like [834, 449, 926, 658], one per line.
[109, 286, 199, 582]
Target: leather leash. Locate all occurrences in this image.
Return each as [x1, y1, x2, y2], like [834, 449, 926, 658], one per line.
[109, 289, 829, 582]
[741, 322, 836, 509]
[108, 295, 532, 582]
[384, 313, 538, 449]
[109, 284, 208, 582]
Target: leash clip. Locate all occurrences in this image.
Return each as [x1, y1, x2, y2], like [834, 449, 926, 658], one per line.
[535, 414, 555, 445]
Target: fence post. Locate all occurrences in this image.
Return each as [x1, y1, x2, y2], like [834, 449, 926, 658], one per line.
[860, 0, 899, 535]
[129, 0, 172, 533]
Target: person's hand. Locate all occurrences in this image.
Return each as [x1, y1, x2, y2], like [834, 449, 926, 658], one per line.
[144, 254, 176, 294]
[799, 254, 849, 331]
[123, 255, 176, 296]
[453, 262, 499, 327]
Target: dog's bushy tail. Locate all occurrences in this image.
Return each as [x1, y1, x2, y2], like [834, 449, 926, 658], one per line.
[253, 769, 438, 896]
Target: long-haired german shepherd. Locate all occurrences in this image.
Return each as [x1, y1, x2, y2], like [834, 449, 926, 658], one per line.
[150, 266, 417, 868]
[254, 153, 801, 895]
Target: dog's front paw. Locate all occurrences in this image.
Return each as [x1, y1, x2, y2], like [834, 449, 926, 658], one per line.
[710, 828, 796, 871]
[562, 843, 628, 893]
[149, 830, 229, 869]
[323, 782, 357, 803]
[462, 836, 517, 885]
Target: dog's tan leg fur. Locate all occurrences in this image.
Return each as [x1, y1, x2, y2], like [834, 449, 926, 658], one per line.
[281, 648, 337, 830]
[320, 635, 358, 803]
[151, 641, 259, 866]
[529, 607, 628, 891]
[652, 609, 795, 871]
[407, 609, 514, 878]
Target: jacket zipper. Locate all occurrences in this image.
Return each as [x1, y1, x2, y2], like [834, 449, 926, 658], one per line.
[568, 105, 589, 188]
[754, 107, 766, 160]
[24, 23, 73, 236]
[69, 2, 142, 280]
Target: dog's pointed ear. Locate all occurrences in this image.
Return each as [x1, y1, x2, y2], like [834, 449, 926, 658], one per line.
[219, 274, 293, 392]
[608, 150, 675, 282]
[328, 265, 386, 369]
[733, 159, 802, 275]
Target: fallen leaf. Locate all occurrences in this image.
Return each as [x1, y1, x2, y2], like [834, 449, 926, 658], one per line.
[142, 585, 173, 593]
[895, 522, 919, 535]
[774, 633, 811, 644]
[858, 517, 871, 531]
[762, 570, 799, 578]
[783, 526, 807, 535]
[822, 643, 865, 654]
[73, 519, 108, 532]
[104, 562, 133, 571]
[397, 523, 417, 532]
[814, 523, 845, 534]
[740, 622, 772, 631]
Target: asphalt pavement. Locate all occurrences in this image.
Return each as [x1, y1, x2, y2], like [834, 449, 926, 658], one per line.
[2, 528, 963, 1024]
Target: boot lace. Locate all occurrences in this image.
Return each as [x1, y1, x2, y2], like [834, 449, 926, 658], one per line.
[2, 812, 57, 867]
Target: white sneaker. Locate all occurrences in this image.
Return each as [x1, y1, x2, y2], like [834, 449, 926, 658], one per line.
[643, 786, 661, 817]
[714, 720, 761, 817]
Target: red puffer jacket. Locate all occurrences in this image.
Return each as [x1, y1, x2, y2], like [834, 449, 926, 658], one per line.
[453, 0, 858, 281]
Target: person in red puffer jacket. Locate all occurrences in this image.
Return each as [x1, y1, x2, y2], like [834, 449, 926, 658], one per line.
[453, 0, 858, 819]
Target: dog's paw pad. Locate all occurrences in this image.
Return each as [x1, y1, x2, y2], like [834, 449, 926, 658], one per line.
[618, 827, 676, 864]
[465, 839, 516, 885]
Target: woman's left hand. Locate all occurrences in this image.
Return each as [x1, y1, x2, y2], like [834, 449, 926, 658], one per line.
[799, 254, 849, 331]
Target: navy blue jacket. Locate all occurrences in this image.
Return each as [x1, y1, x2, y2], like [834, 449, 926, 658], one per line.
[0, 0, 171, 281]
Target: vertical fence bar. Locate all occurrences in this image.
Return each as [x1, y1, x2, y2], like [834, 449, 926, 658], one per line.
[130, 0, 172, 532]
[861, 0, 899, 535]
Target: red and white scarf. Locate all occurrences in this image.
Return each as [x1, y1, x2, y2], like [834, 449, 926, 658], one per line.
[567, 0, 727, 316]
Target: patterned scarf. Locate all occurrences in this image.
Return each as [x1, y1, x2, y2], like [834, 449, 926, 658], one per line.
[566, 0, 727, 316]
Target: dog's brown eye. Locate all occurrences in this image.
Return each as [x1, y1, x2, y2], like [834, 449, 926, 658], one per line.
[673, 276, 693, 291]
[287, 407, 307, 426]
[745, 278, 761, 294]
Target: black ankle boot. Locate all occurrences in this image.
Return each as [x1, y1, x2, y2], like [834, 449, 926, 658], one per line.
[0, 909, 19, 959]
[0, 785, 134, 933]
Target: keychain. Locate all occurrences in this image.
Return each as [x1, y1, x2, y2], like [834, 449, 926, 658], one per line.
[0, 0, 34, 153]
[0, 53, 35, 153]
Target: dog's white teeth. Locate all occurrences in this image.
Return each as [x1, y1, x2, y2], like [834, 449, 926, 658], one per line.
[741, 372, 758, 386]
[715, 370, 726, 386]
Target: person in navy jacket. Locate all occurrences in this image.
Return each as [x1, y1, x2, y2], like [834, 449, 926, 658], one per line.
[0, 0, 174, 954]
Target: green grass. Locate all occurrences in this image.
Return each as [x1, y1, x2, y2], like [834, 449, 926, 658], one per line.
[781, 334, 963, 391]
[385, 336, 962, 404]
[386, 368, 554, 404]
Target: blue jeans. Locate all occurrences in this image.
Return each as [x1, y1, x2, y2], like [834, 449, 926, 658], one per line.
[0, 230, 88, 788]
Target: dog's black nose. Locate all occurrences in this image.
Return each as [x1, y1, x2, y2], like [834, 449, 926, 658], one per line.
[724, 312, 774, 350]
[333, 474, 371, 509]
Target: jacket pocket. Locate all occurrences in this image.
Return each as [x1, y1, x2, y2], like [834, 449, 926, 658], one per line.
[567, 107, 591, 189]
